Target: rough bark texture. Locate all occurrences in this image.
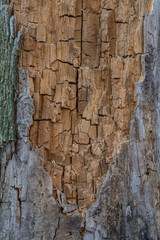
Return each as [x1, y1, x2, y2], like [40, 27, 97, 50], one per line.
[84, 2, 160, 239]
[1, 0, 160, 239]
[12, 0, 154, 215]
[0, 1, 22, 146]
[0, 67, 59, 239]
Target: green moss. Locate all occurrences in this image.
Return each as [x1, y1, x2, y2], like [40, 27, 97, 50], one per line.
[0, 1, 22, 146]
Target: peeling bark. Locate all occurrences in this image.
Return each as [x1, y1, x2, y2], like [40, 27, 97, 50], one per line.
[1, 0, 160, 239]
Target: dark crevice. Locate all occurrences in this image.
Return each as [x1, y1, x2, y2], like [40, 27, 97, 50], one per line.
[80, 0, 83, 65]
[57, 59, 79, 69]
[76, 69, 79, 114]
[53, 211, 61, 240]
[12, 186, 22, 225]
[60, 14, 81, 18]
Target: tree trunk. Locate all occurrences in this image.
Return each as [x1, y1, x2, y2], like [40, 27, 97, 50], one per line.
[0, 0, 160, 239]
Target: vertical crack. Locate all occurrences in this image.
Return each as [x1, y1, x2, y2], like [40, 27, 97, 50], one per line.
[80, 0, 83, 65]
[53, 213, 60, 240]
[12, 186, 21, 226]
[76, 69, 79, 114]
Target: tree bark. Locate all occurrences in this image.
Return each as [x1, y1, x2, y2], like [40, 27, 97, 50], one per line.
[1, 0, 160, 239]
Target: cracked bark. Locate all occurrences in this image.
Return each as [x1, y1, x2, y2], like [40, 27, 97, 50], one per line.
[1, 0, 160, 239]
